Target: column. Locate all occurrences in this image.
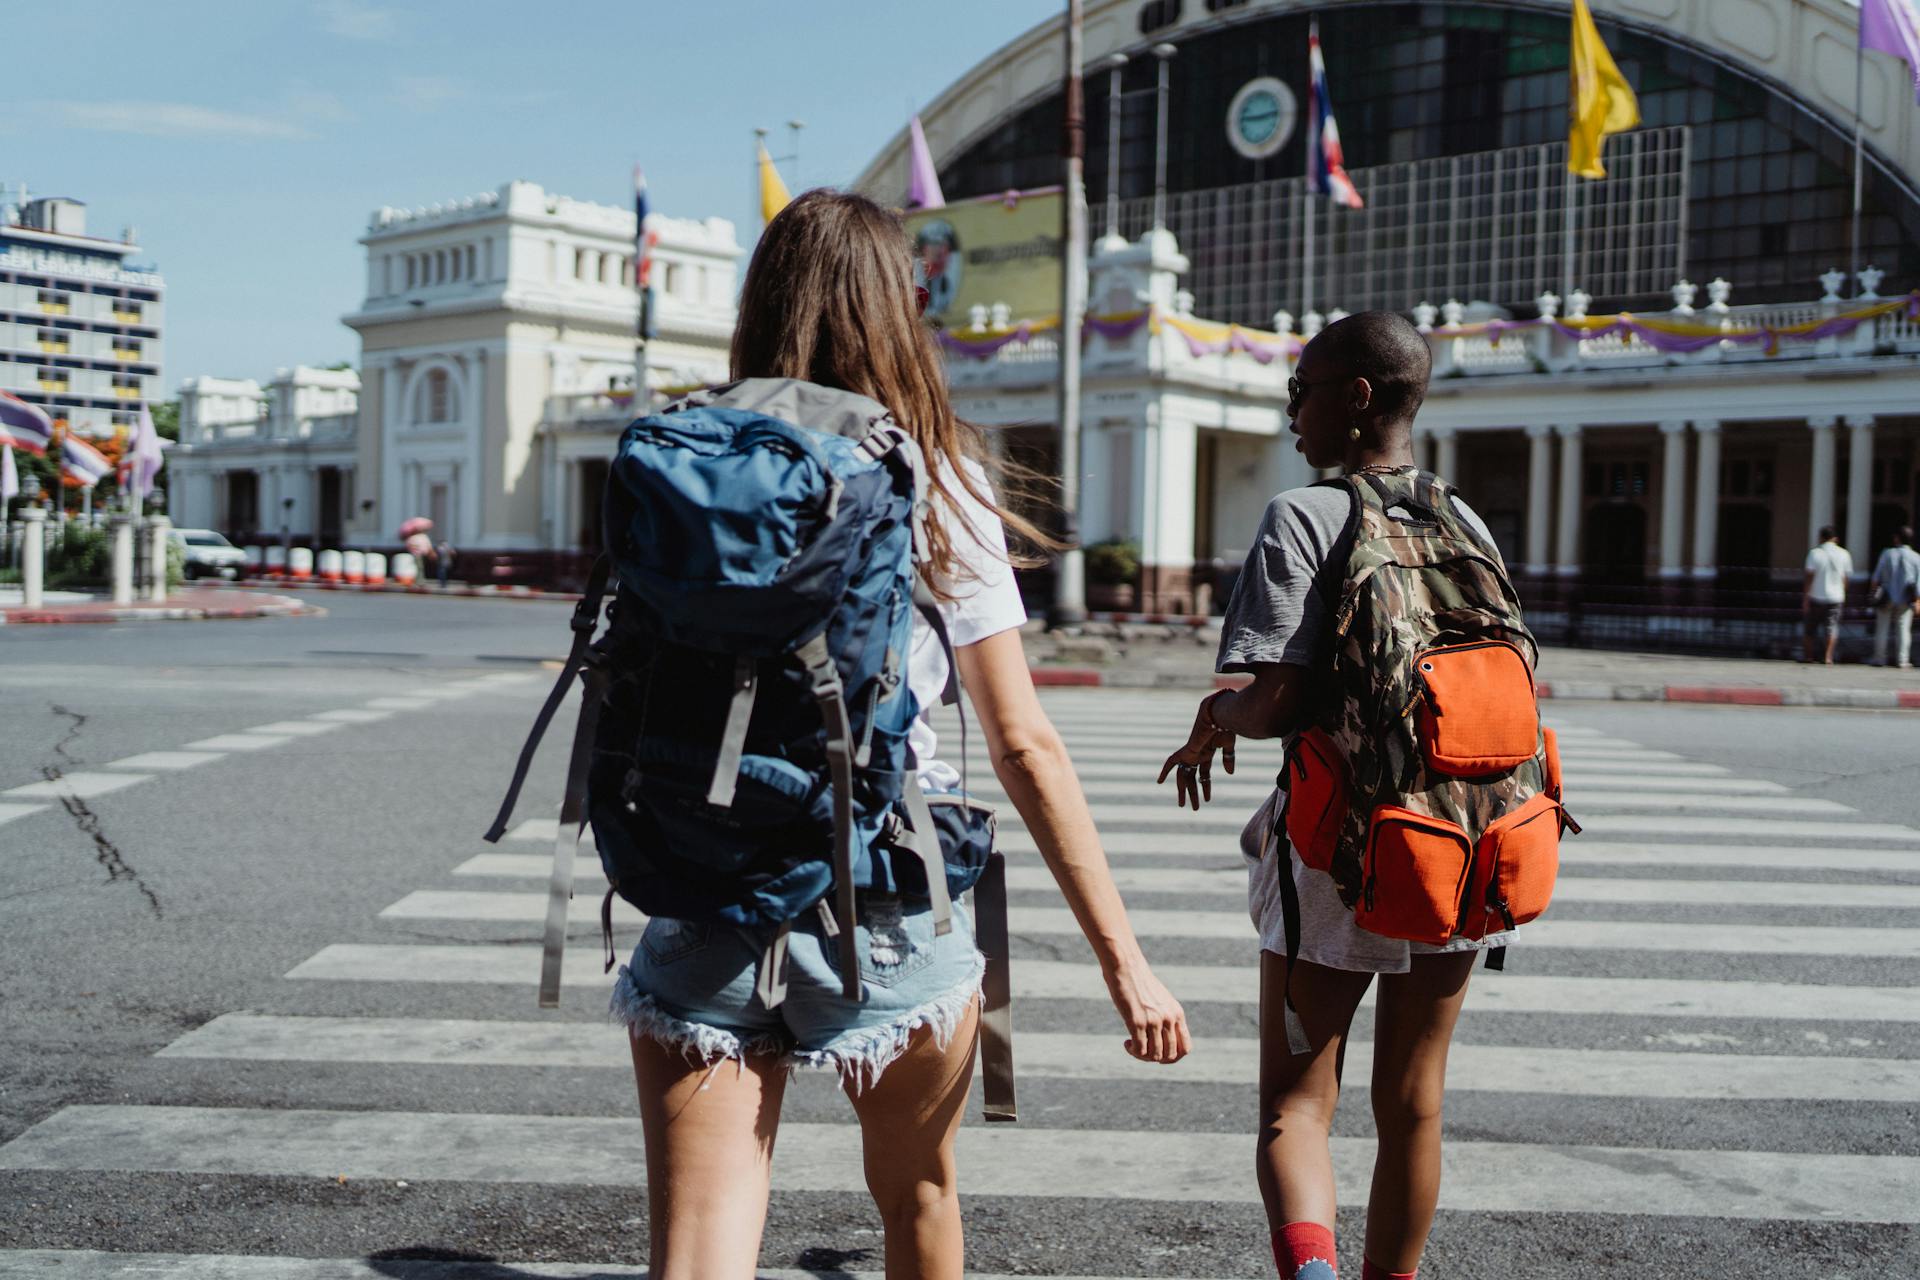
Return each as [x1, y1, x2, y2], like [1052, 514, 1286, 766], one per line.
[20, 507, 45, 609]
[1807, 416, 1837, 545]
[1658, 420, 1688, 577]
[1433, 427, 1459, 480]
[1525, 424, 1554, 573]
[147, 515, 171, 602]
[110, 515, 135, 605]
[1845, 415, 1874, 575]
[1140, 411, 1198, 612]
[1690, 420, 1721, 578]
[1554, 423, 1583, 575]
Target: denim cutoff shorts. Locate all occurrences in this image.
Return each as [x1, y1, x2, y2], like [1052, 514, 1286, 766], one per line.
[611, 892, 985, 1088]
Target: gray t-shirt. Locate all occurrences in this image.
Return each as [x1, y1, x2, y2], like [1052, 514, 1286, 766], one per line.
[1216, 482, 1501, 675]
[1220, 478, 1513, 972]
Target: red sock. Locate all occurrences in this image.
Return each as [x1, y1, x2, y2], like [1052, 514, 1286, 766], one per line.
[1271, 1222, 1338, 1278]
[1360, 1262, 1417, 1280]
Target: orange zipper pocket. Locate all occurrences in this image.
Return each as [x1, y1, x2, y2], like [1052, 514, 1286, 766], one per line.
[1355, 806, 1473, 944]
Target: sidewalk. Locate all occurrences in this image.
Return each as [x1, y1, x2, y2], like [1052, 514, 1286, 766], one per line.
[1021, 619, 1920, 709]
[229, 576, 575, 602]
[0, 586, 316, 625]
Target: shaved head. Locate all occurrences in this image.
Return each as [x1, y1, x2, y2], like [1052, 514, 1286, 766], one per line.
[1306, 310, 1434, 423]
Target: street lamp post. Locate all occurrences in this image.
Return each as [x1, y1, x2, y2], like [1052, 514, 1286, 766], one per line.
[1049, 0, 1089, 628]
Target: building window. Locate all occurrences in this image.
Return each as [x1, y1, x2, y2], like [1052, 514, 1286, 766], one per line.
[664, 262, 681, 295]
[1139, 0, 1182, 34]
[36, 329, 68, 354]
[111, 299, 143, 322]
[1205, 0, 1247, 10]
[464, 244, 476, 279]
[114, 337, 143, 360]
[37, 290, 71, 314]
[406, 256, 417, 288]
[575, 249, 588, 281]
[421, 368, 453, 423]
[113, 374, 140, 399]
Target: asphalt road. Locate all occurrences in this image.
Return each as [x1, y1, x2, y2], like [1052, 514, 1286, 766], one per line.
[2, 593, 1917, 1277]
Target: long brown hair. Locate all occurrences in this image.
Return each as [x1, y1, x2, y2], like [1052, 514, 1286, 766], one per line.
[730, 188, 1055, 593]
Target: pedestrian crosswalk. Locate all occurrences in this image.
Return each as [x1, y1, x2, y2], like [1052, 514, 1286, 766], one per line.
[4, 686, 1919, 1276]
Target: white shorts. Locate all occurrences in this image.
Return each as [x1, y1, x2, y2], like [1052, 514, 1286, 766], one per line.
[1240, 788, 1516, 975]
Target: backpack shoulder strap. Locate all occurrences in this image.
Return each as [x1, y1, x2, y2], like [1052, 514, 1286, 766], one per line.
[483, 555, 611, 843]
[1307, 474, 1366, 617]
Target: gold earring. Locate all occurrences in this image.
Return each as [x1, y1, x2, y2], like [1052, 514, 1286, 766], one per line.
[1348, 426, 1362, 441]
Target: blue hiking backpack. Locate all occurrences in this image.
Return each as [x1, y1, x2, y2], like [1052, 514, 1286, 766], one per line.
[486, 378, 1015, 1118]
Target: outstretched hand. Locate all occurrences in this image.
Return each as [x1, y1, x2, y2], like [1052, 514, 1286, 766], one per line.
[1157, 693, 1236, 809]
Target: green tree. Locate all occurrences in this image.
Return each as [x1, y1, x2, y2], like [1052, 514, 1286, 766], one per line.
[148, 399, 180, 442]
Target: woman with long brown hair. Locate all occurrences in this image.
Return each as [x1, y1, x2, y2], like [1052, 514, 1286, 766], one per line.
[615, 188, 1191, 1280]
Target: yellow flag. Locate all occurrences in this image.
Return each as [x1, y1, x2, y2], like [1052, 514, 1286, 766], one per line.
[1569, 0, 1639, 178]
[758, 141, 791, 223]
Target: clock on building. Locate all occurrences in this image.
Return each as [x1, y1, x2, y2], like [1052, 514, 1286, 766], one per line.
[1226, 76, 1297, 161]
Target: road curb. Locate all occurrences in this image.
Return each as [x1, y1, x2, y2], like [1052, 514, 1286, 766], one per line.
[0, 593, 318, 625]
[1029, 665, 1920, 708]
[230, 577, 576, 602]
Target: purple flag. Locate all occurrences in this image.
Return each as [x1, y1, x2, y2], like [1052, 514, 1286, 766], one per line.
[1862, 0, 1920, 104]
[906, 115, 944, 210]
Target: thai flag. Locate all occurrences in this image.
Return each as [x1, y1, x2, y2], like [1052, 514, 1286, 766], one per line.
[0, 391, 53, 456]
[61, 432, 114, 488]
[1306, 21, 1364, 209]
[634, 165, 659, 340]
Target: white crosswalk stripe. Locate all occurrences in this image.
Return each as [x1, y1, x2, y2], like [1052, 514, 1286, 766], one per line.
[376, 891, 1920, 955]
[161, 1014, 1920, 1102]
[5, 1105, 1915, 1223]
[449, 854, 1920, 906]
[7, 691, 1920, 1275]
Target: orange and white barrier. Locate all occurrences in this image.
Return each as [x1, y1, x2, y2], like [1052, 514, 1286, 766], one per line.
[342, 550, 366, 584]
[288, 547, 315, 580]
[392, 553, 419, 586]
[243, 545, 262, 576]
[264, 545, 287, 578]
[364, 552, 388, 586]
[317, 549, 344, 582]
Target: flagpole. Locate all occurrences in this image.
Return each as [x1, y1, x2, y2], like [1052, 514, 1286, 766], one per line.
[1302, 191, 1315, 318]
[1850, 38, 1865, 290]
[1562, 161, 1576, 301]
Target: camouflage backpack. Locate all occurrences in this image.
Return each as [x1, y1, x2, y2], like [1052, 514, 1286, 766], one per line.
[1275, 470, 1577, 998]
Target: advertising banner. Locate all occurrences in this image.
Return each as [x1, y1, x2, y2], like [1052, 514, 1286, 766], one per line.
[905, 187, 1061, 327]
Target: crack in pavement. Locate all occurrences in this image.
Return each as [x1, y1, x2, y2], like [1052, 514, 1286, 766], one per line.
[42, 703, 163, 918]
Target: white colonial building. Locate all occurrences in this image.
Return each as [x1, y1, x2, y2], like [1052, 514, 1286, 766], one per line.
[170, 180, 739, 562]
[170, 367, 359, 540]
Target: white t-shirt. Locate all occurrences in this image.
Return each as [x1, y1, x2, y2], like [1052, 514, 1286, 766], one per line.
[1805, 542, 1853, 603]
[909, 458, 1029, 787]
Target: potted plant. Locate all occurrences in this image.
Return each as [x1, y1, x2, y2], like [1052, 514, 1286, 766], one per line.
[1084, 537, 1141, 611]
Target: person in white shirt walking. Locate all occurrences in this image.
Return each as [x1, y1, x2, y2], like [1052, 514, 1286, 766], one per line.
[1803, 525, 1854, 665]
[1869, 525, 1920, 669]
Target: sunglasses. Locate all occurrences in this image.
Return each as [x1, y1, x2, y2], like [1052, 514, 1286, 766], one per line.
[1286, 373, 1342, 411]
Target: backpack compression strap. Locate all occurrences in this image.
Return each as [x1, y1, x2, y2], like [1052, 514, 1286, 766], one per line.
[483, 556, 612, 844]
[798, 633, 863, 1001]
[538, 660, 611, 1009]
[706, 657, 758, 808]
[973, 849, 1018, 1121]
[895, 780, 956, 937]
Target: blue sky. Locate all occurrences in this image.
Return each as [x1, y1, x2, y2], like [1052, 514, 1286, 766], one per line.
[18, 0, 1057, 387]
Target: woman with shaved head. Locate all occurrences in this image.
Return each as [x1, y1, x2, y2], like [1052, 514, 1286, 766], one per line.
[1160, 311, 1529, 1280]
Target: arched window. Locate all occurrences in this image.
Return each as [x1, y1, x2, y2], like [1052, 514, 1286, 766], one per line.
[417, 368, 454, 424]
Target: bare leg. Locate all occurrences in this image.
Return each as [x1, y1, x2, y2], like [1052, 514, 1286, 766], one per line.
[1363, 951, 1477, 1274]
[1256, 952, 1375, 1230]
[843, 1001, 980, 1280]
[630, 1032, 788, 1280]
